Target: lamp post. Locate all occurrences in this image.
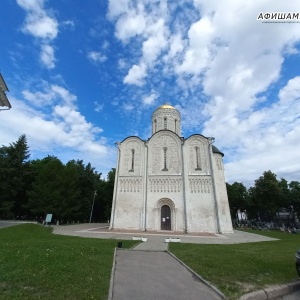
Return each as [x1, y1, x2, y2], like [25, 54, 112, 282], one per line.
[89, 190, 97, 223]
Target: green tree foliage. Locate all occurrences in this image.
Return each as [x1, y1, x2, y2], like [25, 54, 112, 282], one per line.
[27, 156, 65, 218]
[95, 168, 115, 222]
[0, 135, 30, 218]
[66, 160, 101, 222]
[226, 182, 248, 218]
[251, 171, 284, 221]
[289, 181, 300, 221]
[27, 158, 101, 222]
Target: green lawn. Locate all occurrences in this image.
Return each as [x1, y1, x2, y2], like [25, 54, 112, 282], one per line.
[2, 225, 300, 300]
[0, 224, 137, 300]
[170, 229, 300, 299]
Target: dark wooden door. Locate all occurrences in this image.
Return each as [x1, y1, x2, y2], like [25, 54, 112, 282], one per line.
[161, 205, 171, 230]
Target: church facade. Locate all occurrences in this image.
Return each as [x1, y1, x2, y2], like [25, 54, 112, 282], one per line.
[110, 104, 233, 233]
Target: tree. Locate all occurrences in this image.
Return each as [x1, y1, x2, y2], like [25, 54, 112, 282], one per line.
[226, 182, 249, 220]
[27, 156, 65, 219]
[95, 168, 115, 222]
[251, 171, 282, 221]
[66, 160, 101, 222]
[289, 181, 300, 225]
[0, 134, 30, 218]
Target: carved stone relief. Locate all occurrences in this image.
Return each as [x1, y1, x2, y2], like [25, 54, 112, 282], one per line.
[119, 178, 142, 193]
[188, 177, 211, 193]
[120, 140, 143, 176]
[149, 134, 181, 174]
[215, 157, 222, 170]
[149, 177, 182, 193]
[187, 138, 208, 173]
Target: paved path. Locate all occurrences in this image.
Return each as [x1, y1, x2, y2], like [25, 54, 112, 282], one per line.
[0, 220, 36, 229]
[111, 249, 223, 300]
[51, 223, 278, 245]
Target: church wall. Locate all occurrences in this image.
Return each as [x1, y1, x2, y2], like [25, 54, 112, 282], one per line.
[146, 131, 185, 231]
[112, 176, 144, 229]
[110, 137, 146, 230]
[146, 176, 185, 231]
[212, 153, 234, 233]
[147, 131, 182, 175]
[183, 136, 218, 233]
[185, 176, 218, 233]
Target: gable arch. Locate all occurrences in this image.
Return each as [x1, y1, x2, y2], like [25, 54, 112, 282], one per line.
[147, 131, 182, 175]
[157, 198, 175, 210]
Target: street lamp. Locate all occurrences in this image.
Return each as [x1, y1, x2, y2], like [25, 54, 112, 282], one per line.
[89, 190, 97, 223]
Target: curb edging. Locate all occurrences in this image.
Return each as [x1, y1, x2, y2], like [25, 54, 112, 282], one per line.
[108, 247, 117, 300]
[239, 281, 300, 300]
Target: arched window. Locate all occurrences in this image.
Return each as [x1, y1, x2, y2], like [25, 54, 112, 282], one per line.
[195, 146, 202, 170]
[154, 119, 157, 132]
[129, 149, 135, 172]
[164, 117, 167, 129]
[162, 147, 168, 171]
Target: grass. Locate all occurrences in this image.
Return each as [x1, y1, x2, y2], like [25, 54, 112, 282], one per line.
[169, 229, 300, 299]
[0, 224, 137, 300]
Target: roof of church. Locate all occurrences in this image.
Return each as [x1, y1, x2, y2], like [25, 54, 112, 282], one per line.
[212, 145, 224, 156]
[156, 103, 176, 110]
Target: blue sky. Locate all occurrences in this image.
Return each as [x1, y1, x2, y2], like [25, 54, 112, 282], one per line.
[0, 0, 300, 185]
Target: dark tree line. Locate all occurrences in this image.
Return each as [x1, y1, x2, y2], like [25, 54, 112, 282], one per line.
[227, 170, 300, 226]
[0, 135, 115, 223]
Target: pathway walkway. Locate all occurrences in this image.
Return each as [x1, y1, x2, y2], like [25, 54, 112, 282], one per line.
[110, 249, 224, 300]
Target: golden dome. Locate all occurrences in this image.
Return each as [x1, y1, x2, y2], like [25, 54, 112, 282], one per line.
[156, 103, 176, 110]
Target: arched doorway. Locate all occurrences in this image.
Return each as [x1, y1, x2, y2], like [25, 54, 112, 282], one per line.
[161, 205, 171, 230]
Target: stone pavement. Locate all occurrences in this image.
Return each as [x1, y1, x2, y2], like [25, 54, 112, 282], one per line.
[110, 249, 224, 300]
[51, 223, 278, 244]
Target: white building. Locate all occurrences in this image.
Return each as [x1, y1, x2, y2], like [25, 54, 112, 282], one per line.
[110, 104, 233, 233]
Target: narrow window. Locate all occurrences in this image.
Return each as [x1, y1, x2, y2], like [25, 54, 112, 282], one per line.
[175, 119, 177, 133]
[195, 146, 202, 170]
[129, 149, 135, 172]
[162, 147, 168, 171]
[164, 117, 167, 129]
[154, 119, 157, 132]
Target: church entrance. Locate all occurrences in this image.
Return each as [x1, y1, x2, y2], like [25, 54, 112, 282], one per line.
[161, 205, 171, 230]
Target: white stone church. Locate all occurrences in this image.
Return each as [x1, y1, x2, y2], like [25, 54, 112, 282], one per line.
[110, 104, 233, 233]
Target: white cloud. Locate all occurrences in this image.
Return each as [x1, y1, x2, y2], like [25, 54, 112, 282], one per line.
[40, 44, 55, 68]
[94, 101, 104, 112]
[176, 17, 214, 74]
[62, 20, 75, 28]
[122, 102, 135, 111]
[22, 84, 77, 108]
[279, 76, 300, 103]
[124, 63, 147, 86]
[115, 13, 146, 42]
[109, 0, 169, 85]
[221, 76, 300, 185]
[143, 91, 158, 106]
[118, 58, 126, 69]
[142, 19, 168, 65]
[17, 0, 58, 39]
[88, 51, 107, 63]
[24, 15, 58, 39]
[17, 0, 59, 69]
